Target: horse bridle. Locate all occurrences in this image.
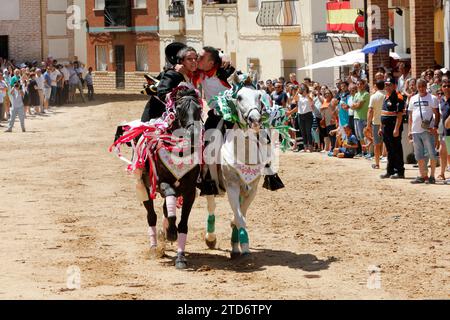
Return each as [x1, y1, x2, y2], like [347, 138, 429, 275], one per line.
[175, 96, 203, 130]
[240, 104, 262, 127]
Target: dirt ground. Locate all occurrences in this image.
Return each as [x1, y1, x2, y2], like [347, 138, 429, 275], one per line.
[0, 94, 449, 300]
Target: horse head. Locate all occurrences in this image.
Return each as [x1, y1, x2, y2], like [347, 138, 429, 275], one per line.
[173, 88, 202, 130]
[235, 87, 264, 130]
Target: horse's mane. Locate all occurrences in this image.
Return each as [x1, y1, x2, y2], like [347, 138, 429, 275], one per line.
[174, 88, 201, 122]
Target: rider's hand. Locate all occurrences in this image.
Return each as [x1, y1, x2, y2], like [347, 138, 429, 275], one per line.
[221, 54, 232, 69]
[174, 64, 185, 74]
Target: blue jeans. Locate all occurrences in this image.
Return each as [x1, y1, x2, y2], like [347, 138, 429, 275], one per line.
[413, 131, 437, 161]
[354, 119, 367, 142]
[50, 86, 57, 106]
[8, 106, 25, 131]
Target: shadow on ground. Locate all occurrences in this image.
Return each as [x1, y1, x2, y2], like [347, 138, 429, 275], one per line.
[160, 248, 338, 274]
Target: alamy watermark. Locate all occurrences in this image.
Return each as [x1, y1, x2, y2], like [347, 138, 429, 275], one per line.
[66, 265, 81, 290]
[367, 265, 382, 290]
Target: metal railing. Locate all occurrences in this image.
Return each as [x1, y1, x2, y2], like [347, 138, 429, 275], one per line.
[256, 0, 299, 27]
[104, 3, 131, 28]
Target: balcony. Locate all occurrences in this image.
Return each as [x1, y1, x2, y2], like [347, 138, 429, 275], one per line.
[167, 1, 186, 18]
[202, 0, 237, 4]
[104, 0, 131, 28]
[256, 0, 299, 27]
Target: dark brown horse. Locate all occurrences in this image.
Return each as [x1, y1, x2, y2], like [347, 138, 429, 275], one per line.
[143, 88, 202, 269]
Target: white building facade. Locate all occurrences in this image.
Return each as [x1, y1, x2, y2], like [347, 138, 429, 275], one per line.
[158, 0, 338, 85]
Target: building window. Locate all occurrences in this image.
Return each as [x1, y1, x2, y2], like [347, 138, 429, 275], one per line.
[187, 0, 194, 10]
[281, 59, 297, 81]
[134, 0, 147, 8]
[136, 45, 149, 71]
[96, 45, 108, 71]
[95, 0, 105, 10]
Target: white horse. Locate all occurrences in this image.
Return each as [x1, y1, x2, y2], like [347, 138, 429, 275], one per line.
[204, 85, 274, 259]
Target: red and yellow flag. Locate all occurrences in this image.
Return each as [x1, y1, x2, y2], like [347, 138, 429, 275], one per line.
[326, 1, 359, 33]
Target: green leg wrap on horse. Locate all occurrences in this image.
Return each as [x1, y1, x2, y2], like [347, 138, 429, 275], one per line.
[238, 228, 249, 244]
[231, 226, 239, 243]
[207, 215, 215, 234]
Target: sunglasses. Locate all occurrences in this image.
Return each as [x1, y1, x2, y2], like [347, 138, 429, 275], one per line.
[443, 85, 450, 88]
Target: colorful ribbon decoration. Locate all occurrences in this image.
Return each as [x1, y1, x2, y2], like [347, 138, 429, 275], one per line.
[110, 85, 203, 200]
[210, 79, 294, 151]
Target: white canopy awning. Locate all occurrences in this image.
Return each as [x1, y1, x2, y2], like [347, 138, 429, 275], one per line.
[298, 50, 411, 71]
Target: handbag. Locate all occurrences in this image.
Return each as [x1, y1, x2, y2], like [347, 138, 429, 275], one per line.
[418, 96, 433, 130]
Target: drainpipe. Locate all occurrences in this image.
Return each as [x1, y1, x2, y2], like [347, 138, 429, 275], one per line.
[445, 0, 450, 69]
[364, 0, 368, 66]
[40, 0, 45, 61]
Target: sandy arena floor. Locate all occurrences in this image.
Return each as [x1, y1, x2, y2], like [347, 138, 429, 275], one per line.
[0, 95, 448, 299]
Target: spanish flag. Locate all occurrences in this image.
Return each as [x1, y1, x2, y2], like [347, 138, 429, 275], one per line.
[326, 1, 359, 33]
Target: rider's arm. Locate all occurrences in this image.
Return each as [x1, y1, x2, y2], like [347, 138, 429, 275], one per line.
[156, 70, 184, 101]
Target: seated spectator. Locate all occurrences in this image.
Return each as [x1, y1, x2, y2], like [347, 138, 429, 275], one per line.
[333, 125, 358, 158]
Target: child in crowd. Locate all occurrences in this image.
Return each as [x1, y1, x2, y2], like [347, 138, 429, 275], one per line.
[362, 126, 374, 154]
[333, 125, 358, 158]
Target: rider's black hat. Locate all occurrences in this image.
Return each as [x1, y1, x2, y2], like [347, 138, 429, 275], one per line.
[165, 42, 187, 66]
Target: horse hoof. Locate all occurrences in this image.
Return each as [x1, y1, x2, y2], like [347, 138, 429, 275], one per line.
[230, 251, 241, 260]
[149, 244, 165, 259]
[175, 253, 187, 270]
[149, 246, 160, 259]
[205, 238, 217, 250]
[165, 225, 178, 242]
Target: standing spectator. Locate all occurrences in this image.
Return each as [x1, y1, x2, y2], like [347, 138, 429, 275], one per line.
[351, 79, 370, 156]
[271, 82, 287, 107]
[248, 63, 259, 88]
[303, 77, 312, 89]
[43, 67, 52, 112]
[21, 74, 31, 116]
[347, 83, 357, 136]
[380, 77, 405, 179]
[5, 82, 26, 132]
[48, 65, 61, 107]
[405, 78, 418, 109]
[437, 78, 450, 182]
[289, 73, 299, 86]
[366, 80, 386, 169]
[0, 73, 7, 123]
[408, 79, 440, 184]
[396, 62, 411, 95]
[291, 84, 314, 152]
[337, 81, 350, 135]
[27, 73, 40, 115]
[352, 62, 367, 80]
[265, 80, 274, 95]
[9, 69, 20, 87]
[35, 69, 45, 114]
[321, 90, 337, 152]
[85, 67, 94, 101]
[60, 63, 70, 104]
[56, 65, 64, 106]
[444, 82, 450, 183]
